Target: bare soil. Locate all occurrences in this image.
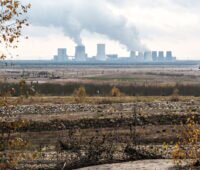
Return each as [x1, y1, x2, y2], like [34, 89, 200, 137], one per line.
[1, 98, 199, 169]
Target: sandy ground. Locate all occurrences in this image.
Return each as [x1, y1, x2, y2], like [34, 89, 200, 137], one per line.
[77, 160, 177, 170]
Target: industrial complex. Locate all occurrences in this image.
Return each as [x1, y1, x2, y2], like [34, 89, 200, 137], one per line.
[53, 44, 176, 63]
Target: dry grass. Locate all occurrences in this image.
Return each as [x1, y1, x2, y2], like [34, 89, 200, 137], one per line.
[1, 95, 198, 105]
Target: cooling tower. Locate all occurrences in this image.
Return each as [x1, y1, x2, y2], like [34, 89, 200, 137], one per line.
[54, 48, 68, 62]
[75, 45, 87, 61]
[158, 51, 164, 61]
[130, 51, 136, 58]
[144, 51, 153, 62]
[96, 44, 107, 61]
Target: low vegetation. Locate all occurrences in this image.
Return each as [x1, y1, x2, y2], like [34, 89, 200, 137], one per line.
[2, 82, 200, 97]
[73, 86, 87, 103]
[170, 88, 180, 102]
[172, 115, 200, 168]
[0, 95, 34, 169]
[111, 86, 121, 97]
[0, 91, 200, 169]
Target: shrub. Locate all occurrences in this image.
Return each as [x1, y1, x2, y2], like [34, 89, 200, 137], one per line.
[0, 95, 38, 169]
[172, 116, 200, 168]
[73, 86, 87, 103]
[170, 88, 179, 102]
[111, 86, 121, 97]
[0, 104, 30, 169]
[19, 79, 29, 98]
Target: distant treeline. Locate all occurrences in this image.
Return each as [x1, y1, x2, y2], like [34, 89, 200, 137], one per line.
[1, 82, 200, 96]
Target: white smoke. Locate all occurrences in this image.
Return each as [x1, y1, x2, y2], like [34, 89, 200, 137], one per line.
[29, 0, 146, 50]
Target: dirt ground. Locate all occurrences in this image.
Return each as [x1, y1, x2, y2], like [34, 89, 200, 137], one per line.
[1, 97, 199, 169]
[77, 159, 179, 170]
[0, 64, 200, 169]
[0, 64, 199, 85]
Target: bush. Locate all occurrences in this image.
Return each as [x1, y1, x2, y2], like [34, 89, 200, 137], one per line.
[172, 115, 200, 167]
[170, 88, 179, 102]
[73, 86, 87, 103]
[19, 79, 29, 98]
[111, 86, 121, 97]
[0, 94, 37, 169]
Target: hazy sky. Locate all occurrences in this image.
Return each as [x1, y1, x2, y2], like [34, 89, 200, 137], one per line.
[5, 0, 200, 60]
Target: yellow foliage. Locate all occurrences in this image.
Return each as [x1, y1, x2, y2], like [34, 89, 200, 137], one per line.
[172, 116, 200, 167]
[73, 86, 87, 103]
[0, 1, 33, 169]
[111, 86, 121, 97]
[0, 0, 31, 57]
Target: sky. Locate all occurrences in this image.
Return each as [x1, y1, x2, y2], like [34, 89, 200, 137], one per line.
[5, 0, 200, 60]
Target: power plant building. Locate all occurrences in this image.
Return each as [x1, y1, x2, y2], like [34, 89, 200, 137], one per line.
[107, 54, 118, 61]
[53, 45, 176, 63]
[144, 51, 153, 62]
[152, 51, 158, 61]
[166, 51, 173, 61]
[54, 48, 68, 62]
[96, 44, 107, 61]
[137, 52, 144, 61]
[75, 45, 87, 61]
[158, 51, 165, 61]
[130, 51, 136, 58]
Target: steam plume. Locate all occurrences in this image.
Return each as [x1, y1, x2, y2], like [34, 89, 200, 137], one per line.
[29, 0, 146, 50]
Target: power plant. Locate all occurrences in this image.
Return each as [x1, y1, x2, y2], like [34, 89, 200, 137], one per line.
[54, 48, 68, 62]
[53, 44, 176, 63]
[96, 44, 107, 61]
[75, 45, 87, 61]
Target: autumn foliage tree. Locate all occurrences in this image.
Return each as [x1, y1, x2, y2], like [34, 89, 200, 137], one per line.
[0, 0, 31, 58]
[0, 0, 31, 169]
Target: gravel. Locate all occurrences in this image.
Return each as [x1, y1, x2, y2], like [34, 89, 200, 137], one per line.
[0, 101, 199, 116]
